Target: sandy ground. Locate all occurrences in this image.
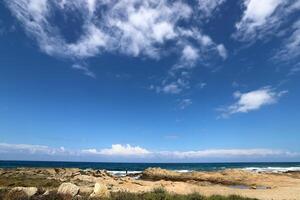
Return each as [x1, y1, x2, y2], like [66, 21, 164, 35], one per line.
[1, 167, 300, 200]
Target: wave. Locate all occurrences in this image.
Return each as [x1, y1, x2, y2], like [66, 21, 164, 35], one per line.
[107, 170, 142, 177]
[107, 169, 193, 177]
[174, 170, 192, 173]
[242, 167, 300, 173]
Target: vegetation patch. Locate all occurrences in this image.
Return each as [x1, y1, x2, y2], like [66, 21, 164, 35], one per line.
[0, 175, 61, 188]
[0, 188, 258, 200]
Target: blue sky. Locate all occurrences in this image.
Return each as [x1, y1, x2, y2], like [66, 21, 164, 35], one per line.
[0, 0, 300, 162]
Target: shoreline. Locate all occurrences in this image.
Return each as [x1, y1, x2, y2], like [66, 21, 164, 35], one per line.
[1, 167, 300, 199]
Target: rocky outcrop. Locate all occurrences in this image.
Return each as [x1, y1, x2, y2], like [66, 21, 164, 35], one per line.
[57, 182, 79, 197]
[90, 182, 110, 198]
[11, 187, 38, 197]
[141, 168, 269, 186]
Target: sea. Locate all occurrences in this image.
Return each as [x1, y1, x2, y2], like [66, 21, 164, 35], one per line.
[1, 161, 300, 176]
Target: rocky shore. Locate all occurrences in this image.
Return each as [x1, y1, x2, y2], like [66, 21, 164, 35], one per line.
[1, 167, 300, 200]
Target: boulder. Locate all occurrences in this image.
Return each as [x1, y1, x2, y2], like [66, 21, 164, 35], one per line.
[90, 182, 110, 198]
[11, 187, 38, 197]
[57, 182, 79, 197]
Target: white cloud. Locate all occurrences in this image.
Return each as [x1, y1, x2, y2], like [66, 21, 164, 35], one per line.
[159, 149, 291, 159]
[82, 144, 151, 156]
[240, 0, 281, 26]
[72, 64, 96, 78]
[233, 0, 300, 72]
[178, 99, 192, 110]
[234, 0, 283, 41]
[161, 83, 182, 94]
[5, 0, 227, 81]
[217, 44, 227, 59]
[197, 0, 226, 19]
[0, 143, 67, 155]
[153, 78, 191, 95]
[180, 45, 199, 67]
[275, 19, 300, 64]
[1, 142, 299, 160]
[220, 87, 287, 117]
[5, 0, 225, 61]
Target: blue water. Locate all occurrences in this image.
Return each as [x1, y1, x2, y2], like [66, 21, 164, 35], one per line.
[1, 161, 300, 173]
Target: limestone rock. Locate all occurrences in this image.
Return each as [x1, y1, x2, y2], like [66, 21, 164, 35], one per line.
[57, 182, 79, 197]
[11, 187, 38, 197]
[90, 182, 110, 198]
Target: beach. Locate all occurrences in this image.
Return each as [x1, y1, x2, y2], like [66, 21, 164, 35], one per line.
[1, 166, 300, 200]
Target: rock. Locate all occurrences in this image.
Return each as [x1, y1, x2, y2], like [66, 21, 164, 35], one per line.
[45, 168, 57, 176]
[73, 194, 84, 200]
[72, 174, 97, 183]
[43, 190, 50, 196]
[79, 186, 94, 194]
[57, 182, 80, 197]
[11, 187, 38, 197]
[251, 185, 257, 189]
[90, 182, 110, 198]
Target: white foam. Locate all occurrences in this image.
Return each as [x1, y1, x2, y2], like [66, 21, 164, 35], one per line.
[174, 170, 192, 173]
[242, 167, 300, 173]
[107, 170, 142, 177]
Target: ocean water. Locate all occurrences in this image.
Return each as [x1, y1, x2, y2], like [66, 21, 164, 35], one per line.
[1, 161, 300, 176]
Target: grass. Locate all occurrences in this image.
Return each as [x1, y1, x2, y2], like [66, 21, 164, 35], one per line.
[0, 175, 61, 188]
[0, 188, 258, 200]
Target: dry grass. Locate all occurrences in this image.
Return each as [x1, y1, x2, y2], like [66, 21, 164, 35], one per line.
[0, 175, 61, 188]
[0, 188, 257, 200]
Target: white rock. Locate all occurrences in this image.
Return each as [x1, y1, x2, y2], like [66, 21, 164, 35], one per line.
[57, 182, 79, 197]
[11, 187, 38, 197]
[90, 182, 110, 198]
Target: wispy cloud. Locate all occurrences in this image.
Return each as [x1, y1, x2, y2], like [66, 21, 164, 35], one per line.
[1, 142, 299, 161]
[219, 87, 287, 117]
[178, 99, 192, 110]
[5, 0, 227, 85]
[233, 0, 300, 72]
[0, 143, 68, 155]
[197, 0, 227, 19]
[72, 64, 96, 78]
[4, 1, 224, 59]
[233, 0, 284, 42]
[152, 78, 191, 95]
[158, 149, 296, 159]
[274, 19, 300, 64]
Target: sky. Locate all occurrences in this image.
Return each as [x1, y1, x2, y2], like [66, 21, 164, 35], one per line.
[0, 0, 300, 162]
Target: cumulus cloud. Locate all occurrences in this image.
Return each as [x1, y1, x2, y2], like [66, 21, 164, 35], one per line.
[219, 87, 287, 117]
[1, 142, 299, 161]
[82, 144, 151, 156]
